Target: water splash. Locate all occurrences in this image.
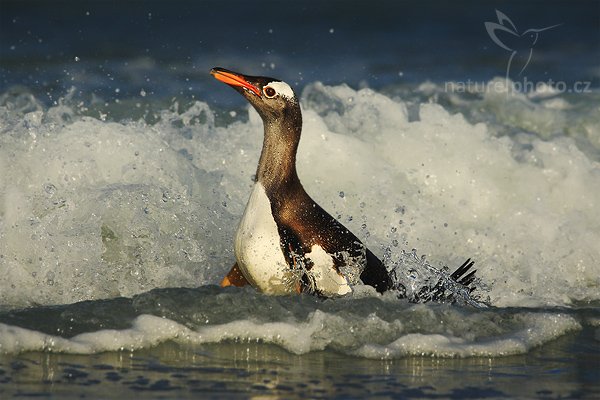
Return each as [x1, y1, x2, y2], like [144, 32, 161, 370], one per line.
[386, 249, 489, 308]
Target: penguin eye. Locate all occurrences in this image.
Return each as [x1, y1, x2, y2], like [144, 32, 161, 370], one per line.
[264, 87, 277, 98]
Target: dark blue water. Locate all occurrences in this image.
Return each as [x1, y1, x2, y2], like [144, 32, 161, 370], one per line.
[1, 0, 598, 106]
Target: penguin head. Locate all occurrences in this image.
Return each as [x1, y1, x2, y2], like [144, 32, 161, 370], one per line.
[211, 67, 300, 121]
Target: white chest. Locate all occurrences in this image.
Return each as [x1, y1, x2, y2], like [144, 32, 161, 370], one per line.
[234, 183, 353, 297]
[234, 183, 293, 294]
[304, 245, 352, 296]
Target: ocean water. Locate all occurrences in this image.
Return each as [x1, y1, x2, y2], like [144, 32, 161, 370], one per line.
[1, 0, 599, 398]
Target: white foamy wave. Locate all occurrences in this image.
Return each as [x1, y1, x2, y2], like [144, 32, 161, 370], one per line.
[0, 314, 188, 354]
[422, 77, 600, 156]
[0, 306, 581, 358]
[0, 101, 237, 306]
[301, 82, 600, 307]
[354, 311, 580, 358]
[0, 81, 599, 309]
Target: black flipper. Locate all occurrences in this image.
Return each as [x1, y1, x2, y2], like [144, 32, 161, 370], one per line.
[451, 258, 475, 281]
[413, 258, 479, 304]
[360, 249, 393, 293]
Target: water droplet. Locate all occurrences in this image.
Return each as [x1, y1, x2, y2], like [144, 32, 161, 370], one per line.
[46, 271, 55, 285]
[44, 183, 56, 195]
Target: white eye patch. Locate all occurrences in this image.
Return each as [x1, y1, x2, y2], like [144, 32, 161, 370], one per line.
[265, 81, 296, 101]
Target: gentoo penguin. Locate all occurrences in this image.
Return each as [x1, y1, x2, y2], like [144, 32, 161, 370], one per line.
[211, 67, 477, 298]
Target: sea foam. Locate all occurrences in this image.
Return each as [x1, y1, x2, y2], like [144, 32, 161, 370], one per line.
[0, 287, 582, 357]
[1, 81, 599, 310]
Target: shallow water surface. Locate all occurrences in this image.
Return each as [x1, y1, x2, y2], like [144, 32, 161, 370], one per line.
[1, 289, 599, 398]
[1, 327, 599, 399]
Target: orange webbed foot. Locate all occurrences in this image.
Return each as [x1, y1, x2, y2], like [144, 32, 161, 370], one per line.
[220, 263, 249, 287]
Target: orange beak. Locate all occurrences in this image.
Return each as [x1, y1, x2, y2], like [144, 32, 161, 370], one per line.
[211, 67, 261, 97]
